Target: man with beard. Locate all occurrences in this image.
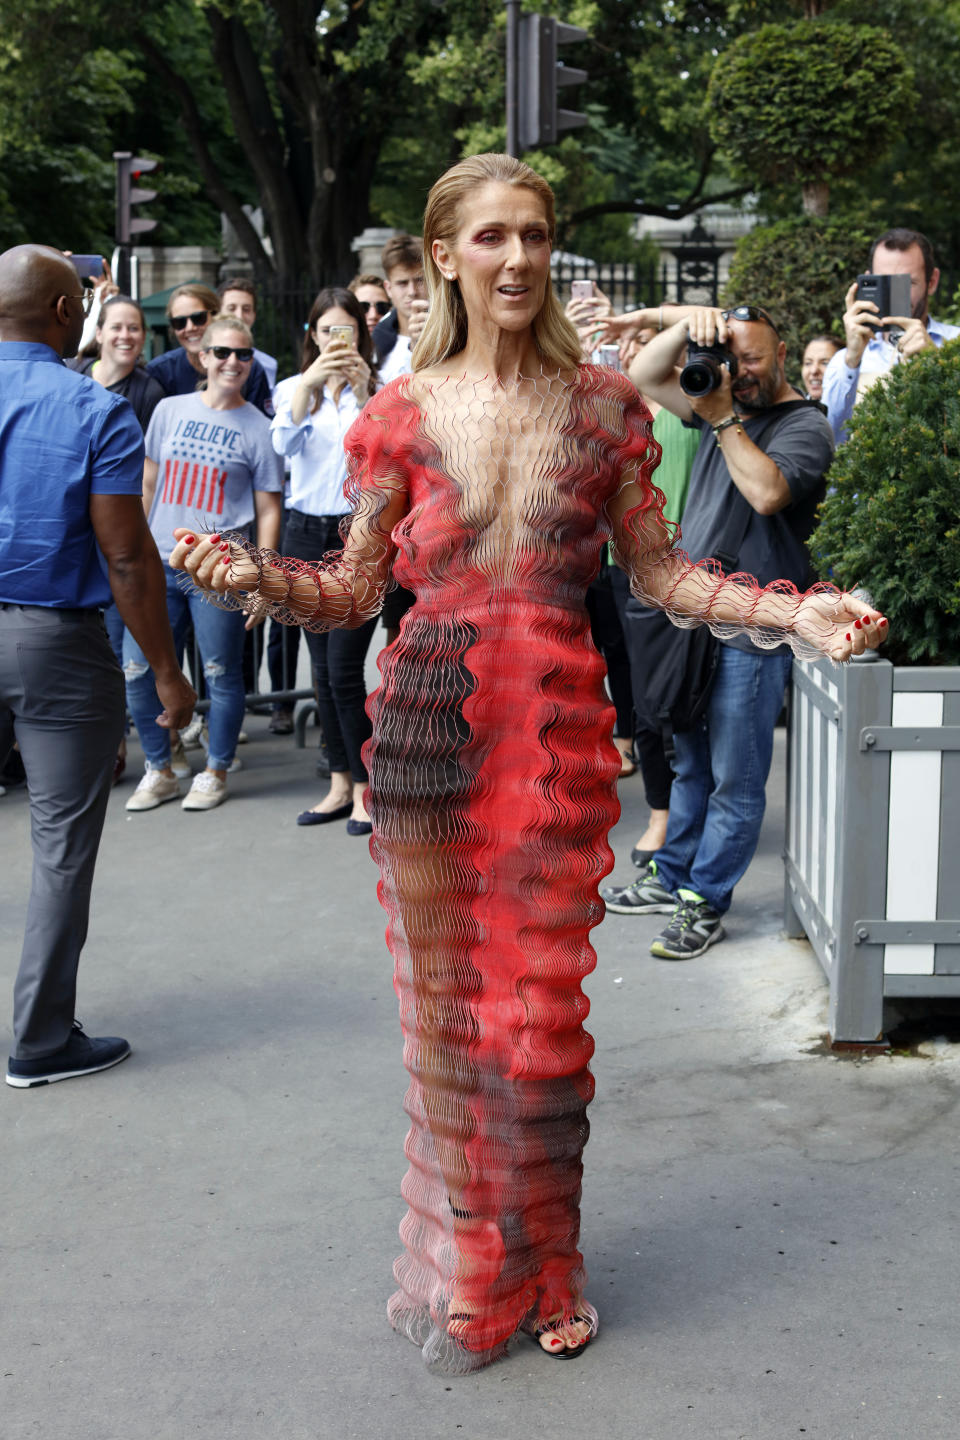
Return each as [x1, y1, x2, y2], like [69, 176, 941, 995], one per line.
[602, 303, 833, 959]
[822, 228, 960, 444]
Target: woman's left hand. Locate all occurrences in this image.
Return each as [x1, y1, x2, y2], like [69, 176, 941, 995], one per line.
[795, 591, 888, 662]
[344, 353, 371, 394]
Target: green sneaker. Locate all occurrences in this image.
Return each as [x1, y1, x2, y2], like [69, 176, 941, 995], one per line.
[650, 889, 725, 960]
[602, 860, 676, 916]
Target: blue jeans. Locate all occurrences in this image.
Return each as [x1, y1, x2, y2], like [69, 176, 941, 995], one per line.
[653, 645, 792, 915]
[123, 565, 246, 771]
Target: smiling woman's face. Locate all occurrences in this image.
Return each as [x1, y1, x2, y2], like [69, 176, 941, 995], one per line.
[434, 181, 552, 338]
[96, 303, 144, 372]
[169, 293, 211, 354]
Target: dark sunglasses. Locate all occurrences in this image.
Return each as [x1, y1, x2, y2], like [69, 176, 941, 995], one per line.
[721, 304, 780, 337]
[363, 299, 391, 316]
[205, 345, 254, 362]
[170, 310, 210, 331]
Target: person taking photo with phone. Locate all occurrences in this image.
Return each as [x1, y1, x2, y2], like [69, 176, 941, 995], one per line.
[822, 227, 960, 443]
[270, 287, 381, 834]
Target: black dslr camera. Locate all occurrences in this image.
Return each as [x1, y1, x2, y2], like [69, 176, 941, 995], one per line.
[679, 339, 738, 397]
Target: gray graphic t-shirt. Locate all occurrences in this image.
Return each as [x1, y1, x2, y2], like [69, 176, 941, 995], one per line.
[145, 392, 283, 554]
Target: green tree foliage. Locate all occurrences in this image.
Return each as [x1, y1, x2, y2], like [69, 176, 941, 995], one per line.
[707, 20, 914, 215]
[812, 341, 960, 666]
[721, 214, 873, 382]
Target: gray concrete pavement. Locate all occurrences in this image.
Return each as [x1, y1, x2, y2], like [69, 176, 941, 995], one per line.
[2, 704, 959, 1440]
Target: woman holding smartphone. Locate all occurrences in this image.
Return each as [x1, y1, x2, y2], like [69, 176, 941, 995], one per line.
[271, 287, 381, 833]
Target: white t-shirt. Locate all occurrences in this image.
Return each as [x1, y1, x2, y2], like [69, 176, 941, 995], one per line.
[145, 392, 284, 554]
[270, 374, 366, 516]
[378, 333, 412, 384]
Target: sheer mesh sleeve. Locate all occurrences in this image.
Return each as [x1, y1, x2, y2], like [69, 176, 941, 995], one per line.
[607, 389, 841, 660]
[202, 380, 414, 632]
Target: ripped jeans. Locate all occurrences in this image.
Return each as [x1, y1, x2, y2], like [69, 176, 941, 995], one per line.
[123, 563, 246, 771]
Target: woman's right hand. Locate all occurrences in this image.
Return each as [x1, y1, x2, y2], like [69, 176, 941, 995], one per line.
[300, 342, 355, 391]
[169, 529, 259, 594]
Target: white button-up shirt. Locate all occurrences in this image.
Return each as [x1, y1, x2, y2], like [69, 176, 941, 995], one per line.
[270, 374, 366, 516]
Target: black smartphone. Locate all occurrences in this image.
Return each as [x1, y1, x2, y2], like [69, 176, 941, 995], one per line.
[856, 273, 911, 325]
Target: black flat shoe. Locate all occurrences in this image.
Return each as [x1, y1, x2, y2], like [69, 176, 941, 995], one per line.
[296, 802, 352, 826]
[631, 844, 657, 867]
[346, 817, 373, 836]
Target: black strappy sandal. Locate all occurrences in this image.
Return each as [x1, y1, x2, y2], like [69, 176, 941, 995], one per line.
[531, 1317, 593, 1360]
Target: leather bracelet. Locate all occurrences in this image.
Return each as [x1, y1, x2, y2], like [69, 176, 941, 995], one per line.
[712, 415, 741, 438]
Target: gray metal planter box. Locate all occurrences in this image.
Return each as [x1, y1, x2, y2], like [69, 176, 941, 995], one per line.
[784, 656, 960, 1045]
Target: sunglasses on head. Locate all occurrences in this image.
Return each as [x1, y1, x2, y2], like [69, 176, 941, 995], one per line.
[205, 345, 254, 362]
[170, 310, 210, 331]
[721, 304, 780, 336]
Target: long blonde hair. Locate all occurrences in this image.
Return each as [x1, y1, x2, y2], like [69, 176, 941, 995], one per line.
[412, 153, 582, 372]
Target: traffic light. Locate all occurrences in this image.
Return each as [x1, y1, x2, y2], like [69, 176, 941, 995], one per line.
[114, 151, 158, 244]
[517, 13, 588, 151]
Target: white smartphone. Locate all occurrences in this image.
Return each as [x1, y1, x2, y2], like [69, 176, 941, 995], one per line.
[570, 280, 594, 301]
[328, 325, 354, 345]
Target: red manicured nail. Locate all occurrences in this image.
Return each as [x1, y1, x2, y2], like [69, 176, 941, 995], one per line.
[845, 633, 852, 642]
[861, 615, 871, 625]
[854, 619, 862, 629]
[183, 534, 196, 545]
[221, 555, 231, 565]
[879, 617, 888, 627]
[219, 543, 229, 552]
[209, 533, 221, 544]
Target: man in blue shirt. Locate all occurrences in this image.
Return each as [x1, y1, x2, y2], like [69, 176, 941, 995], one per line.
[0, 244, 196, 1088]
[822, 228, 960, 444]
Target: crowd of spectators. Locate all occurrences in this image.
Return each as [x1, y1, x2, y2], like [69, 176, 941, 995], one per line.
[0, 219, 930, 1083]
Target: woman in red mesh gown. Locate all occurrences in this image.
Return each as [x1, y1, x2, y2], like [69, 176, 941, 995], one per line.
[171, 154, 885, 1373]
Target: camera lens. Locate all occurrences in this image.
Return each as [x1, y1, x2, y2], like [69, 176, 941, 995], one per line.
[680, 355, 722, 397]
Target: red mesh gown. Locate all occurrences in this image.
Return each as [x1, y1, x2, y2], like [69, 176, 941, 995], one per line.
[211, 365, 836, 1373]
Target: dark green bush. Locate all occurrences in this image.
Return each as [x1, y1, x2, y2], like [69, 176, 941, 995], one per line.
[721, 213, 873, 383]
[812, 340, 960, 665]
[707, 21, 913, 192]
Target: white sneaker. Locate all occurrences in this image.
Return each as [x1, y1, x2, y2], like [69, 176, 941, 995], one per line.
[197, 723, 242, 771]
[181, 770, 228, 811]
[170, 737, 192, 779]
[125, 765, 181, 812]
[180, 715, 204, 750]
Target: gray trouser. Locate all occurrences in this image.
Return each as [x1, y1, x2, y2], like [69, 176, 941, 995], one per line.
[0, 605, 124, 1058]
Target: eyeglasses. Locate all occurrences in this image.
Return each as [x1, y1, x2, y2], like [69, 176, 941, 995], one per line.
[362, 299, 391, 316]
[64, 291, 95, 316]
[721, 304, 780, 337]
[170, 310, 210, 331]
[204, 346, 254, 362]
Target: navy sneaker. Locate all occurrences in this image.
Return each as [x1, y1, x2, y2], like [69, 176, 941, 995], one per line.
[602, 859, 676, 915]
[6, 1021, 131, 1088]
[650, 890, 725, 960]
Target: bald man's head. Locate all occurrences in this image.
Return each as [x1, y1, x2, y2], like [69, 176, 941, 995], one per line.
[0, 245, 87, 355]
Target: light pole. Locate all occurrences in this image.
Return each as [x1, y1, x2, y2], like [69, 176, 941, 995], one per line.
[506, 0, 520, 157]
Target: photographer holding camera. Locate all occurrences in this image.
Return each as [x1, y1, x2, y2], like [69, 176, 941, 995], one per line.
[602, 303, 834, 960]
[823, 228, 960, 444]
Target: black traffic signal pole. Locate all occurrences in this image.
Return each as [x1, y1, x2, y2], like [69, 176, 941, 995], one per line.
[508, 9, 588, 154]
[113, 151, 158, 299]
[506, 0, 520, 157]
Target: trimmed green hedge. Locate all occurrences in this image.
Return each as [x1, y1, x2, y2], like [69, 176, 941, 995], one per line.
[812, 340, 960, 666]
[721, 213, 873, 382]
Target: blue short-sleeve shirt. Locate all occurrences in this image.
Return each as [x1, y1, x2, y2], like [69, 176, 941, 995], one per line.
[0, 341, 145, 608]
